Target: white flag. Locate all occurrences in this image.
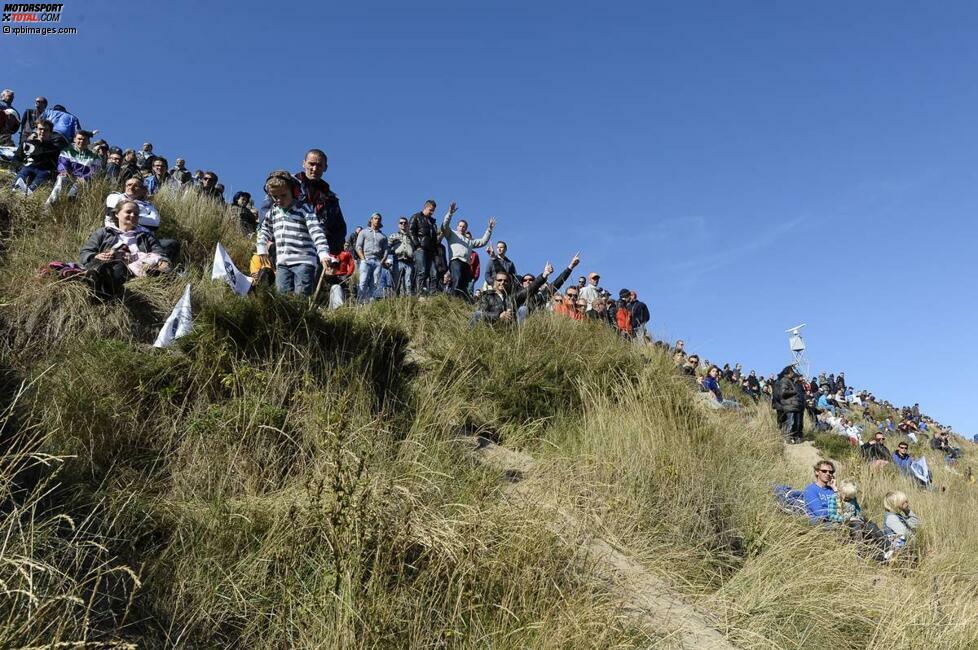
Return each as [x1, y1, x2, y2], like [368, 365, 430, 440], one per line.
[910, 456, 931, 485]
[211, 242, 252, 295]
[153, 283, 193, 348]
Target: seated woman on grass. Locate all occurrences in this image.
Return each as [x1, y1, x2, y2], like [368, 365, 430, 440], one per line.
[883, 490, 920, 550]
[80, 199, 170, 298]
[700, 365, 741, 409]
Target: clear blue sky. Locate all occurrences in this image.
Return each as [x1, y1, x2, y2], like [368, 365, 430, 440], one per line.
[4, 1, 976, 435]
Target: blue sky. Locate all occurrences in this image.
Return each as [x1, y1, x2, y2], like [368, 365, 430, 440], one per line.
[4, 1, 976, 435]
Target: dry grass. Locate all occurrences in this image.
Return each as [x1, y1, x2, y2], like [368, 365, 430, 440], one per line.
[0, 178, 977, 647]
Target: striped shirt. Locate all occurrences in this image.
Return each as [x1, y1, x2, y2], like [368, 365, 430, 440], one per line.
[256, 200, 331, 267]
[57, 145, 101, 180]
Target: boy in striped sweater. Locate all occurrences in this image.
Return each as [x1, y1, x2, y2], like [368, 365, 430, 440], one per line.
[256, 170, 334, 296]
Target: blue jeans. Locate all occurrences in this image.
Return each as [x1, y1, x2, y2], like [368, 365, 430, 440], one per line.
[392, 258, 414, 296]
[276, 263, 317, 296]
[414, 249, 439, 295]
[13, 166, 52, 194]
[358, 258, 383, 303]
[449, 258, 471, 299]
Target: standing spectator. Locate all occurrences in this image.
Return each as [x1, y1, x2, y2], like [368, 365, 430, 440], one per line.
[578, 272, 603, 311]
[555, 283, 585, 320]
[170, 158, 192, 185]
[230, 192, 258, 235]
[629, 291, 650, 341]
[745, 370, 761, 399]
[46, 130, 101, 207]
[144, 157, 172, 196]
[295, 149, 346, 255]
[11, 119, 62, 195]
[774, 365, 805, 443]
[409, 199, 441, 296]
[387, 216, 415, 295]
[0, 89, 19, 147]
[135, 142, 154, 171]
[355, 212, 390, 303]
[484, 240, 518, 290]
[41, 104, 82, 141]
[255, 171, 333, 297]
[615, 289, 633, 337]
[18, 96, 46, 146]
[442, 202, 494, 299]
[322, 241, 356, 309]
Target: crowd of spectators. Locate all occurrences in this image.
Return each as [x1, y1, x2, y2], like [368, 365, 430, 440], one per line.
[3, 87, 969, 565]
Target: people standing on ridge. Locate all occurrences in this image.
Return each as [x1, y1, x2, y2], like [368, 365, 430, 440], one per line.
[484, 240, 518, 292]
[387, 216, 415, 295]
[355, 212, 390, 303]
[295, 149, 346, 256]
[442, 202, 494, 299]
[256, 171, 334, 297]
[579, 272, 603, 311]
[409, 199, 442, 296]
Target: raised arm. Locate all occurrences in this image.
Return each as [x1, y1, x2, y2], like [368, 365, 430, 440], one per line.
[470, 217, 495, 248]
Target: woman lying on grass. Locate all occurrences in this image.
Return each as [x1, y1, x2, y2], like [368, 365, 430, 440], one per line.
[79, 199, 171, 298]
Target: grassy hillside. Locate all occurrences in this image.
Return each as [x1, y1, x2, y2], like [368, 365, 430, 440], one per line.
[1, 178, 978, 648]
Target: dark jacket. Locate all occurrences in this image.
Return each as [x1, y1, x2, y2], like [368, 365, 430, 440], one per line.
[527, 266, 572, 311]
[477, 274, 546, 323]
[295, 172, 346, 255]
[630, 300, 651, 327]
[79, 227, 167, 268]
[15, 133, 64, 171]
[409, 211, 440, 253]
[861, 442, 891, 462]
[774, 376, 804, 413]
[484, 255, 518, 285]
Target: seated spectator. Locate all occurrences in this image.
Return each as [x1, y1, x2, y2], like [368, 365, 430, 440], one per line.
[46, 130, 101, 207]
[681, 354, 700, 377]
[230, 192, 258, 235]
[803, 461, 848, 524]
[930, 430, 963, 461]
[91, 139, 109, 168]
[0, 89, 19, 148]
[441, 202, 494, 299]
[700, 365, 741, 409]
[355, 212, 390, 303]
[672, 350, 686, 367]
[891, 441, 912, 474]
[118, 149, 142, 184]
[11, 119, 62, 195]
[882, 491, 920, 549]
[198, 171, 223, 202]
[256, 171, 333, 297]
[588, 295, 614, 324]
[104, 148, 122, 181]
[105, 177, 161, 231]
[80, 200, 171, 298]
[40, 104, 81, 141]
[144, 157, 172, 196]
[745, 370, 761, 399]
[860, 432, 891, 467]
[472, 263, 553, 325]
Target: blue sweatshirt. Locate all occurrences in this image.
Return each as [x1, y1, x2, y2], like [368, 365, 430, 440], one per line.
[803, 483, 843, 523]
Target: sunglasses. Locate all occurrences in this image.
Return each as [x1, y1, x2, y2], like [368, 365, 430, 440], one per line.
[817, 469, 835, 475]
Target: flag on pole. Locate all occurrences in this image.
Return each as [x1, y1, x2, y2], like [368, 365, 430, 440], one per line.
[211, 242, 252, 295]
[153, 283, 193, 348]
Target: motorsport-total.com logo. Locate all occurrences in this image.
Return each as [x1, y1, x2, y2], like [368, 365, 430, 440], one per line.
[2, 3, 64, 22]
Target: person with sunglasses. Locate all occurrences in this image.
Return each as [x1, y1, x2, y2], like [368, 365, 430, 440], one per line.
[891, 441, 913, 474]
[803, 460, 850, 524]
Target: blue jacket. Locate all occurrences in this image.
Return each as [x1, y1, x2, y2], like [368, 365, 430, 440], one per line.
[892, 451, 912, 474]
[803, 483, 837, 523]
[41, 108, 81, 141]
[702, 376, 723, 402]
